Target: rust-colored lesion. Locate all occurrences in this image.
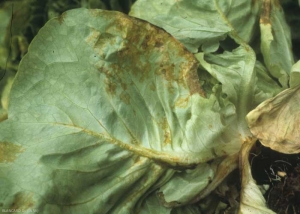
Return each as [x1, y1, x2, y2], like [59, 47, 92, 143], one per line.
[175, 96, 190, 108]
[56, 12, 67, 25]
[273, 0, 282, 10]
[158, 117, 172, 146]
[120, 92, 131, 105]
[0, 113, 8, 122]
[9, 192, 35, 210]
[185, 63, 206, 97]
[0, 141, 24, 163]
[97, 65, 129, 97]
[260, 0, 271, 25]
[259, 0, 283, 25]
[91, 10, 206, 103]
[89, 9, 104, 17]
[149, 82, 156, 91]
[105, 79, 117, 96]
[85, 28, 101, 46]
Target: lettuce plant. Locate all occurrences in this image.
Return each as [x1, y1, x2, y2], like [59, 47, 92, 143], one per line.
[0, 0, 299, 213]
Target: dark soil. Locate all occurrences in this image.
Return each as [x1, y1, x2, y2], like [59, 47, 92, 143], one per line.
[250, 141, 300, 214]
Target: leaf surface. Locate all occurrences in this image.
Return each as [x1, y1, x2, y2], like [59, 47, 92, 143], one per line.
[0, 8, 236, 213]
[290, 60, 300, 88]
[260, 0, 294, 87]
[130, 0, 261, 53]
[195, 46, 256, 138]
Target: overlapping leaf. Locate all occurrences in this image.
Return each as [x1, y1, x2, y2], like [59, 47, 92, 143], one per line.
[130, 0, 261, 53]
[260, 0, 294, 87]
[290, 60, 300, 87]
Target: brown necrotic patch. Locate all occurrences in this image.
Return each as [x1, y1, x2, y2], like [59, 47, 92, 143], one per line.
[105, 79, 117, 95]
[120, 91, 130, 105]
[56, 12, 67, 25]
[260, 0, 271, 25]
[186, 63, 206, 97]
[157, 117, 171, 146]
[175, 96, 190, 108]
[9, 192, 35, 210]
[86, 9, 205, 109]
[0, 141, 24, 163]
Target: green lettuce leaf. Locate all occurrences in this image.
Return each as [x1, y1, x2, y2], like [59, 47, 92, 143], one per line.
[130, 0, 261, 53]
[138, 193, 172, 214]
[254, 61, 282, 104]
[290, 60, 300, 87]
[0, 8, 240, 213]
[260, 0, 294, 87]
[157, 162, 214, 206]
[195, 46, 256, 138]
[138, 192, 203, 214]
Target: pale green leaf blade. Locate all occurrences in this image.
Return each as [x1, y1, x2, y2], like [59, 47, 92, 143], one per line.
[158, 163, 214, 206]
[254, 61, 282, 105]
[0, 119, 174, 213]
[130, 0, 260, 53]
[138, 193, 172, 214]
[289, 60, 300, 88]
[216, 0, 261, 44]
[138, 192, 203, 214]
[260, 0, 294, 87]
[195, 46, 256, 137]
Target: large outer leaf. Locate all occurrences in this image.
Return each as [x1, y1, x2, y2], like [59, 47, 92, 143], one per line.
[0, 8, 237, 213]
[246, 86, 300, 154]
[130, 0, 261, 53]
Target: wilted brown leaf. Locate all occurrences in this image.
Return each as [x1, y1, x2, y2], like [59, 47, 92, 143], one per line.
[246, 86, 300, 154]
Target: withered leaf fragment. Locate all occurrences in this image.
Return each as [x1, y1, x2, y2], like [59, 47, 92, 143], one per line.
[246, 85, 300, 154]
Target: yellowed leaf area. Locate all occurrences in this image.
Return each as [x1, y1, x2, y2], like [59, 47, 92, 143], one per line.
[247, 86, 300, 154]
[0, 141, 24, 163]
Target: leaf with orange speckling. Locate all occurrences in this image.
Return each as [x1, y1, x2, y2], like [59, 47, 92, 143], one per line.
[130, 0, 261, 53]
[0, 8, 241, 213]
